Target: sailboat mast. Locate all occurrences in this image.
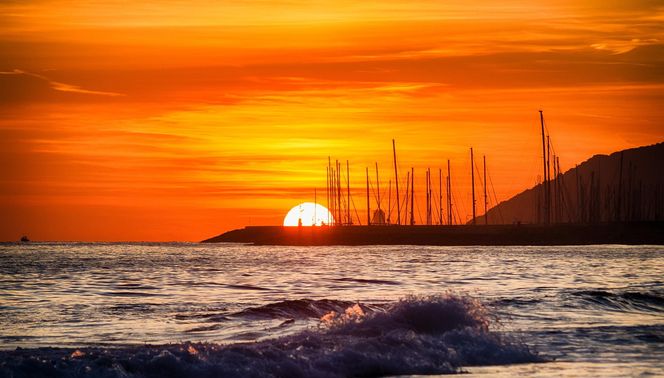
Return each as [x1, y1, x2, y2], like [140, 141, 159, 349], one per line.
[336, 160, 344, 224]
[552, 154, 560, 223]
[331, 161, 334, 224]
[425, 169, 429, 225]
[346, 160, 350, 225]
[388, 179, 392, 224]
[376, 162, 381, 216]
[327, 156, 334, 224]
[404, 171, 410, 225]
[557, 156, 563, 222]
[427, 168, 432, 225]
[439, 168, 443, 225]
[539, 110, 548, 224]
[366, 167, 370, 226]
[429, 169, 433, 224]
[331, 167, 336, 225]
[392, 139, 400, 225]
[447, 159, 452, 225]
[410, 167, 415, 225]
[483, 155, 488, 225]
[471, 148, 476, 225]
[547, 136, 551, 224]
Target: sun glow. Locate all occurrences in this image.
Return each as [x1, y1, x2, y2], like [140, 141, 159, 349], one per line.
[283, 202, 334, 227]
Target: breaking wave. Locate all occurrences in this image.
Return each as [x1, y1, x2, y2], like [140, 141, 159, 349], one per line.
[0, 294, 540, 377]
[233, 298, 363, 320]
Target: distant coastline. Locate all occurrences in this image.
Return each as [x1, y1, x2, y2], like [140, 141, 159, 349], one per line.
[202, 222, 664, 246]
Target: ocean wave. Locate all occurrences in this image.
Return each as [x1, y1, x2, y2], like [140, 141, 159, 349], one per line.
[570, 289, 664, 313]
[223, 284, 272, 291]
[0, 294, 540, 377]
[232, 298, 369, 320]
[99, 291, 164, 297]
[490, 297, 542, 307]
[332, 277, 401, 285]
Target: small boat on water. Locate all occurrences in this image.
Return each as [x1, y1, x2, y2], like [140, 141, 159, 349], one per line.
[19, 236, 29, 242]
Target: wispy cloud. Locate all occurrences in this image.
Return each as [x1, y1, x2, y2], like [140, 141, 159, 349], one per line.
[590, 38, 661, 54]
[0, 69, 124, 97]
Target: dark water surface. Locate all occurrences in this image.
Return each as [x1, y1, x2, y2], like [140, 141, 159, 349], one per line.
[0, 243, 662, 376]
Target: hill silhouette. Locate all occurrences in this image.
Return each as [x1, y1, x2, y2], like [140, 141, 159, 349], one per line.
[477, 142, 664, 224]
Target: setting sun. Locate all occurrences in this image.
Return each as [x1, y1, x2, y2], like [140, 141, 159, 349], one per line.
[283, 202, 334, 226]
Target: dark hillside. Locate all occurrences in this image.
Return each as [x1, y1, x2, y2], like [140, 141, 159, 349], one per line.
[476, 142, 664, 224]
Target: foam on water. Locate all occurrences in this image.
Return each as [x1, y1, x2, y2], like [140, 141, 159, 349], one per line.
[0, 295, 540, 377]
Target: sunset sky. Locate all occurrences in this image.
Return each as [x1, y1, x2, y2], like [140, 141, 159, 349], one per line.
[1, 0, 663, 241]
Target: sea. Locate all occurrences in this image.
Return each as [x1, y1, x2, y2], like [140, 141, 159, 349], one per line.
[0, 243, 662, 377]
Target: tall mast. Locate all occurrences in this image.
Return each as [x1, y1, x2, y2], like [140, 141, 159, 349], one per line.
[556, 155, 561, 222]
[337, 160, 342, 225]
[447, 159, 452, 225]
[410, 167, 415, 225]
[439, 168, 443, 225]
[331, 161, 334, 224]
[388, 179, 392, 224]
[366, 167, 370, 226]
[404, 171, 410, 225]
[375, 162, 381, 216]
[331, 167, 336, 225]
[392, 139, 400, 225]
[483, 155, 488, 225]
[471, 148, 476, 225]
[553, 154, 560, 223]
[427, 168, 433, 224]
[547, 135, 551, 224]
[558, 156, 563, 222]
[327, 156, 334, 224]
[326, 165, 329, 225]
[553, 153, 557, 223]
[346, 160, 350, 225]
[314, 188, 317, 225]
[539, 110, 548, 224]
[425, 169, 429, 225]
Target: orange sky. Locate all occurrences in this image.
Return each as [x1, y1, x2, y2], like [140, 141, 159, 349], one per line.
[1, 0, 663, 241]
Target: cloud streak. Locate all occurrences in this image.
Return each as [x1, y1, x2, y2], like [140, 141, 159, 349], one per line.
[0, 69, 124, 97]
